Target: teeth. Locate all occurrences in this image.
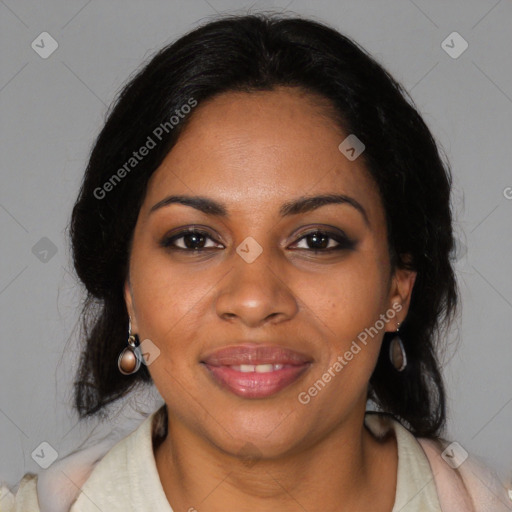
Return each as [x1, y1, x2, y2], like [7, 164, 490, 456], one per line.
[255, 364, 274, 373]
[230, 364, 285, 373]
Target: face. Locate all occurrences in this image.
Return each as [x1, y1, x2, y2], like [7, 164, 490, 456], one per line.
[124, 87, 416, 458]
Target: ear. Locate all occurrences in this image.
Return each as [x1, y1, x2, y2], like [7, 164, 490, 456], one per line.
[124, 278, 139, 332]
[386, 257, 417, 332]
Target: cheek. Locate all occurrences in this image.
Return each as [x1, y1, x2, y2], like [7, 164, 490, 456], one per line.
[307, 252, 390, 385]
[313, 256, 388, 336]
[128, 245, 208, 356]
[298, 267, 388, 414]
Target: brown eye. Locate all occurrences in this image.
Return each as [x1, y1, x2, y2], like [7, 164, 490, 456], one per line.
[291, 230, 356, 252]
[160, 229, 223, 251]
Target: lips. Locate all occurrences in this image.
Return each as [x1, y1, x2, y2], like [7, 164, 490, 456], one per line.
[202, 344, 312, 366]
[201, 343, 312, 398]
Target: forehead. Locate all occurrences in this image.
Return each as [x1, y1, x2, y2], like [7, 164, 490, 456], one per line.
[143, 88, 383, 223]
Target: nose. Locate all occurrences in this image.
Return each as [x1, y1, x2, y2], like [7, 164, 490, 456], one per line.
[214, 245, 299, 328]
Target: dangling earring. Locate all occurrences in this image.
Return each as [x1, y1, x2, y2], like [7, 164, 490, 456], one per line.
[389, 321, 407, 372]
[118, 318, 141, 375]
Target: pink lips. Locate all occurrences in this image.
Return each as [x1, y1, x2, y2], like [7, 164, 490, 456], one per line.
[201, 344, 312, 398]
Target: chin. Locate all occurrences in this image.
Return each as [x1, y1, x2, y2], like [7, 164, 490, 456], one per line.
[206, 403, 314, 459]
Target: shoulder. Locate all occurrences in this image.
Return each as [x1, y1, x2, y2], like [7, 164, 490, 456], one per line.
[417, 436, 512, 512]
[365, 411, 512, 512]
[2, 406, 166, 512]
[1, 474, 40, 511]
[0, 436, 112, 512]
[0, 419, 137, 512]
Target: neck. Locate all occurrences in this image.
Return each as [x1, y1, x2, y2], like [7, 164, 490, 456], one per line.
[154, 403, 397, 512]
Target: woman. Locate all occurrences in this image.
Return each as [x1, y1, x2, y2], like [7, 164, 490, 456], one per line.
[3, 13, 510, 512]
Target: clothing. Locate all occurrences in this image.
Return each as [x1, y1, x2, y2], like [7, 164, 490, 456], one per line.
[1, 406, 511, 511]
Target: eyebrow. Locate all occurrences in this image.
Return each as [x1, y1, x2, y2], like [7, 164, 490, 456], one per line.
[149, 193, 370, 226]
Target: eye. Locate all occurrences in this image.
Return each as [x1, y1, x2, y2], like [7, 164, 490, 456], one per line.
[160, 227, 356, 254]
[290, 229, 356, 252]
[160, 229, 223, 251]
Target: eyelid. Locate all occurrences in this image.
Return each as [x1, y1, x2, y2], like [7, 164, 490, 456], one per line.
[160, 227, 224, 250]
[161, 224, 225, 243]
[160, 225, 356, 252]
[293, 224, 349, 237]
[289, 227, 356, 249]
[287, 224, 353, 242]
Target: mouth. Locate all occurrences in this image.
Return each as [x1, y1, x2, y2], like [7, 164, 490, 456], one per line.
[200, 343, 313, 399]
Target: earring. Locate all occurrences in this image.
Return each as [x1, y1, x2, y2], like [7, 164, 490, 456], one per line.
[118, 319, 141, 375]
[389, 321, 407, 372]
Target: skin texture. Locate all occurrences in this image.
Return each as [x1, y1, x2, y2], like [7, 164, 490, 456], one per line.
[124, 87, 417, 512]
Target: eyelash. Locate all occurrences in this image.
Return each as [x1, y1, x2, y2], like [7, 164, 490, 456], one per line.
[159, 228, 356, 254]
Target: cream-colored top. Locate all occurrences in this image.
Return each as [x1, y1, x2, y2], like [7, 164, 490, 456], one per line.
[1, 407, 442, 511]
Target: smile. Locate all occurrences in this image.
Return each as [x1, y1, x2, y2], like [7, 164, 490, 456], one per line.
[200, 343, 313, 398]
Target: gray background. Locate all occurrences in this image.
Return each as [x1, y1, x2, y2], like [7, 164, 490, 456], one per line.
[1, 0, 511, 493]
